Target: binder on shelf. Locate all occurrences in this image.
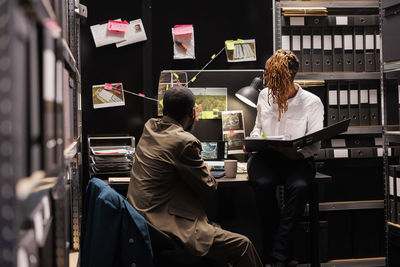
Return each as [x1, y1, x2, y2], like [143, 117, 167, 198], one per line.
[369, 88, 379, 125]
[339, 82, 349, 121]
[312, 28, 323, 72]
[327, 82, 339, 126]
[282, 27, 291, 51]
[327, 15, 378, 26]
[364, 27, 376, 72]
[359, 86, 370, 126]
[354, 27, 365, 72]
[322, 28, 333, 72]
[375, 28, 380, 72]
[333, 27, 344, 71]
[349, 83, 360, 126]
[350, 148, 374, 158]
[306, 16, 328, 27]
[343, 27, 354, 71]
[301, 28, 312, 72]
[291, 27, 302, 71]
[389, 165, 398, 223]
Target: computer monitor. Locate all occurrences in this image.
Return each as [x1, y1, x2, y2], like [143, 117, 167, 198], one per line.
[200, 141, 228, 161]
[191, 119, 223, 141]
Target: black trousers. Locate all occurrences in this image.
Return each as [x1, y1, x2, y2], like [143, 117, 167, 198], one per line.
[247, 150, 316, 263]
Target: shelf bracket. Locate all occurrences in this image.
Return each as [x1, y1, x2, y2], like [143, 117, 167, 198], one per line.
[74, 0, 87, 18]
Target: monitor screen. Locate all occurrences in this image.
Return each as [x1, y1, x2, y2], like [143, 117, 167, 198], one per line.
[201, 141, 228, 160]
[191, 119, 223, 141]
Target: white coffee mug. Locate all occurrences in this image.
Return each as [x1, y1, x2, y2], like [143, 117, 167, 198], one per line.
[224, 160, 238, 178]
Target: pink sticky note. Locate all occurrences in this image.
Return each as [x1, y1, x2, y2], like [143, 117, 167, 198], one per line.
[107, 20, 129, 33]
[176, 81, 181, 86]
[113, 90, 121, 94]
[104, 83, 113, 90]
[138, 93, 145, 97]
[173, 25, 193, 36]
[229, 130, 235, 134]
[114, 83, 121, 88]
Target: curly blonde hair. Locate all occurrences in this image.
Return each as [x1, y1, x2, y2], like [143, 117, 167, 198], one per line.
[264, 49, 299, 120]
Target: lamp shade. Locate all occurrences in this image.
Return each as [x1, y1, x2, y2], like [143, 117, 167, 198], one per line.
[235, 77, 262, 108]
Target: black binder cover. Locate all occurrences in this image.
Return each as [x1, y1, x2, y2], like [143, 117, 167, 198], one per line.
[312, 27, 323, 72]
[301, 28, 312, 72]
[327, 82, 339, 125]
[339, 82, 350, 121]
[244, 119, 350, 151]
[349, 82, 360, 126]
[364, 27, 376, 72]
[354, 27, 365, 72]
[291, 27, 302, 71]
[323, 28, 333, 72]
[343, 27, 354, 71]
[333, 27, 344, 71]
[359, 85, 370, 126]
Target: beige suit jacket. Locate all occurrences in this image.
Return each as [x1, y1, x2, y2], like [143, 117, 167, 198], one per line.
[127, 116, 218, 256]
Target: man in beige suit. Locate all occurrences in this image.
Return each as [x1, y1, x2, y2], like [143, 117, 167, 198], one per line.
[127, 87, 263, 266]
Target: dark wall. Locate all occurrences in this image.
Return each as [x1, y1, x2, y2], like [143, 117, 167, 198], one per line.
[80, 0, 273, 181]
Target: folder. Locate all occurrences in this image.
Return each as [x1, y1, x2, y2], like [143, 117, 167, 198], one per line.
[322, 28, 333, 72]
[301, 28, 312, 72]
[339, 82, 349, 121]
[359, 85, 370, 126]
[333, 27, 344, 71]
[352, 15, 379, 26]
[375, 28, 380, 72]
[349, 83, 360, 126]
[354, 27, 365, 72]
[327, 82, 339, 126]
[282, 27, 291, 51]
[364, 27, 376, 72]
[369, 88, 379, 125]
[291, 27, 302, 70]
[312, 28, 323, 72]
[343, 27, 354, 71]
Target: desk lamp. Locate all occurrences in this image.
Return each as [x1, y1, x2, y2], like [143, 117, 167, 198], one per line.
[235, 77, 263, 108]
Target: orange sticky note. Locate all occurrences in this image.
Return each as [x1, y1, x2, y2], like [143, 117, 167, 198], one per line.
[107, 20, 129, 33]
[173, 25, 193, 36]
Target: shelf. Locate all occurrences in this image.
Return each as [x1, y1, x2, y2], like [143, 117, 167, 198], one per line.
[341, 126, 382, 135]
[388, 221, 400, 229]
[61, 39, 80, 77]
[64, 141, 79, 162]
[384, 60, 400, 73]
[385, 131, 400, 144]
[306, 200, 384, 212]
[280, 1, 379, 8]
[23, 0, 57, 21]
[298, 257, 385, 267]
[295, 72, 380, 80]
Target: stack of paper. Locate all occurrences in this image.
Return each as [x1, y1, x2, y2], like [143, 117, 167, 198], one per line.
[90, 146, 134, 174]
[282, 7, 328, 16]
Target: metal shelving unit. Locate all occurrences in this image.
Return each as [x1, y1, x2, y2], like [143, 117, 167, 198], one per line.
[274, 1, 384, 266]
[0, 0, 84, 265]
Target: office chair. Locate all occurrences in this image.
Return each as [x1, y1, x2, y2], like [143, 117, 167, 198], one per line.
[145, 220, 215, 267]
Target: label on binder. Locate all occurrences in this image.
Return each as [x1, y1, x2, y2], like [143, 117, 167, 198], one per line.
[390, 176, 394, 195]
[336, 16, 348, 25]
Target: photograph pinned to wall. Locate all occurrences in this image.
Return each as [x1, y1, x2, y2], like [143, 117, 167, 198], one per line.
[92, 83, 125, 109]
[157, 71, 188, 115]
[225, 39, 257, 62]
[90, 19, 127, 47]
[188, 88, 227, 119]
[172, 25, 195, 60]
[116, 19, 147, 47]
[222, 110, 245, 154]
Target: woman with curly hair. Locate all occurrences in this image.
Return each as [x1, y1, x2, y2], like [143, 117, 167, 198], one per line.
[247, 50, 324, 267]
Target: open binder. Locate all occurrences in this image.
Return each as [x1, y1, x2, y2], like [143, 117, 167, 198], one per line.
[244, 119, 350, 151]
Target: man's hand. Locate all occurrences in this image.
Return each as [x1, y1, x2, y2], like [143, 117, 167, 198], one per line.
[269, 145, 304, 160]
[194, 104, 202, 122]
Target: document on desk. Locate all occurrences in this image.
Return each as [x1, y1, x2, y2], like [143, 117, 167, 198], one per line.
[243, 119, 350, 152]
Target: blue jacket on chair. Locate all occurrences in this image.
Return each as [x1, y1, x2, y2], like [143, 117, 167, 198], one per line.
[80, 178, 153, 267]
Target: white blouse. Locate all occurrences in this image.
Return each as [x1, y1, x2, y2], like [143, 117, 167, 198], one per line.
[250, 85, 324, 159]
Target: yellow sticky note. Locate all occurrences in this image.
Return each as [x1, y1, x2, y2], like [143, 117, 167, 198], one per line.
[191, 76, 197, 83]
[262, 133, 267, 139]
[159, 99, 163, 107]
[173, 73, 179, 79]
[225, 40, 234, 50]
[237, 39, 244, 44]
[202, 111, 214, 119]
[211, 54, 216, 59]
[166, 84, 169, 91]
